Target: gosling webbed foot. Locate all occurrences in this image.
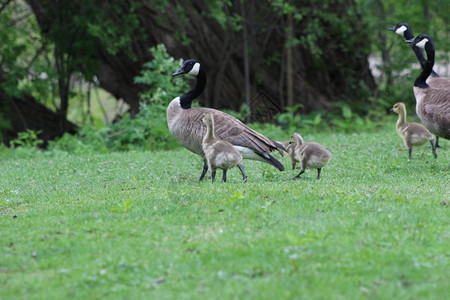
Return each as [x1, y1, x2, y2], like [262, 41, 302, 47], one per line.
[292, 169, 305, 180]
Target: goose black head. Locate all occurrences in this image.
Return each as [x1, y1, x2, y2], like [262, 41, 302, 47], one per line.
[388, 22, 410, 37]
[172, 59, 201, 77]
[405, 34, 432, 49]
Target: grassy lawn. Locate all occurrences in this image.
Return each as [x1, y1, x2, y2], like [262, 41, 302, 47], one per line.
[1, 123, 449, 299]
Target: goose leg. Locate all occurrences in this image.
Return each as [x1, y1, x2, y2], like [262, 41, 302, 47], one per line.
[199, 160, 208, 181]
[435, 136, 440, 148]
[237, 163, 247, 182]
[408, 147, 412, 159]
[317, 168, 322, 180]
[211, 168, 216, 182]
[222, 170, 228, 182]
[292, 162, 296, 170]
[430, 139, 437, 159]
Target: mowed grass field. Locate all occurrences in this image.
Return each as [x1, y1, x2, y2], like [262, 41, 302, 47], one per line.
[1, 124, 449, 299]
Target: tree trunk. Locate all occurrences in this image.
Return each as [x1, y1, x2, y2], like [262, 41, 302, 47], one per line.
[286, 11, 294, 108]
[0, 94, 77, 147]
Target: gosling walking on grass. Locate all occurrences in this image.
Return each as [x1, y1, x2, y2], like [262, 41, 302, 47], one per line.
[390, 102, 437, 159]
[285, 133, 332, 180]
[202, 113, 247, 182]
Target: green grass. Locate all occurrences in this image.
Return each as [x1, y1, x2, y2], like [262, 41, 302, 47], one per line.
[1, 124, 449, 299]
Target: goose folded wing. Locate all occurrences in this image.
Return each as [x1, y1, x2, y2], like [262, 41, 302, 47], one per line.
[423, 102, 450, 120]
[212, 112, 279, 154]
[423, 102, 450, 139]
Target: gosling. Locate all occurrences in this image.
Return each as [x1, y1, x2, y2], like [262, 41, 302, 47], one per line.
[202, 113, 247, 182]
[390, 102, 437, 159]
[285, 133, 332, 180]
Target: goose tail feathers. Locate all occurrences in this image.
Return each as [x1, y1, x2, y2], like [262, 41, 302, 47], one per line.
[273, 141, 287, 156]
[259, 153, 285, 171]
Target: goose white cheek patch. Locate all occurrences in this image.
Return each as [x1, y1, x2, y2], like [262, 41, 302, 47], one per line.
[415, 38, 429, 49]
[188, 63, 200, 76]
[395, 25, 407, 35]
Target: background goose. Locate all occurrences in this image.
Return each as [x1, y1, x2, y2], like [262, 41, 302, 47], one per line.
[390, 102, 437, 159]
[168, 59, 285, 180]
[286, 133, 331, 180]
[202, 113, 246, 182]
[388, 23, 450, 89]
[405, 34, 450, 146]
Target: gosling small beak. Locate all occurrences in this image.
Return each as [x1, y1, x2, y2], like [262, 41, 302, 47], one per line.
[389, 108, 394, 112]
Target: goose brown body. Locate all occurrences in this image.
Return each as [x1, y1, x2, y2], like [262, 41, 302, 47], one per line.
[167, 99, 281, 159]
[391, 102, 437, 159]
[285, 133, 331, 179]
[426, 78, 450, 90]
[413, 87, 450, 140]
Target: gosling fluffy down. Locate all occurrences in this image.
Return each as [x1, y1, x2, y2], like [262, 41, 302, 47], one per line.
[390, 102, 437, 159]
[285, 133, 332, 179]
[201, 113, 247, 182]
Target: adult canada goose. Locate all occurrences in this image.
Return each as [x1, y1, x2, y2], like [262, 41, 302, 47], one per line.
[405, 34, 450, 145]
[390, 102, 437, 159]
[389, 24, 449, 148]
[285, 133, 331, 180]
[168, 59, 285, 180]
[388, 23, 450, 89]
[201, 113, 247, 182]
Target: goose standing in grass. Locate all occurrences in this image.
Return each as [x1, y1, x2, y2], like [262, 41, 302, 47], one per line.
[405, 34, 450, 148]
[388, 23, 450, 89]
[201, 113, 247, 182]
[390, 102, 437, 159]
[285, 133, 331, 180]
[168, 59, 285, 180]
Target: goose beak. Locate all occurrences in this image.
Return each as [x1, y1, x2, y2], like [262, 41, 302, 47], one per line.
[387, 26, 396, 31]
[404, 38, 415, 44]
[389, 108, 394, 112]
[172, 68, 186, 77]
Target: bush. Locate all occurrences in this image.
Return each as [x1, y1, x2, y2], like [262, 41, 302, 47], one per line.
[46, 44, 185, 154]
[47, 126, 109, 155]
[105, 102, 179, 151]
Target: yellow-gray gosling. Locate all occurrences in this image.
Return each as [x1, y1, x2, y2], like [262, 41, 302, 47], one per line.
[201, 113, 247, 182]
[286, 133, 332, 179]
[390, 102, 437, 159]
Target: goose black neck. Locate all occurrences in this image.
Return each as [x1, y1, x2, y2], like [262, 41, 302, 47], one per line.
[414, 41, 434, 88]
[404, 29, 427, 70]
[403, 28, 438, 77]
[180, 68, 206, 109]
